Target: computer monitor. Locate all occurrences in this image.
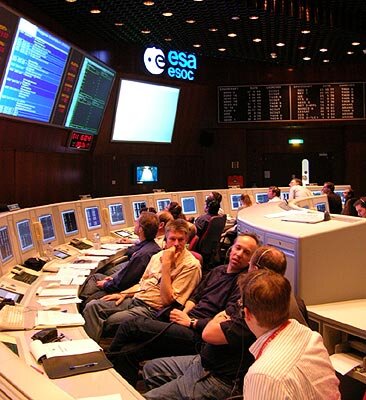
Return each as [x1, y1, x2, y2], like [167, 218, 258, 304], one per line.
[156, 198, 171, 212]
[61, 209, 79, 236]
[255, 193, 268, 203]
[84, 206, 102, 230]
[0, 225, 13, 263]
[230, 194, 242, 210]
[281, 192, 289, 201]
[16, 219, 34, 252]
[316, 202, 327, 212]
[132, 201, 147, 220]
[181, 196, 197, 215]
[38, 214, 56, 243]
[108, 203, 125, 225]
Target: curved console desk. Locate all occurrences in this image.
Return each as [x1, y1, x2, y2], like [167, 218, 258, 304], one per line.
[237, 201, 366, 305]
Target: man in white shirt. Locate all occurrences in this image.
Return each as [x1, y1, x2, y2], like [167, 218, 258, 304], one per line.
[267, 186, 282, 202]
[240, 269, 341, 400]
[288, 178, 313, 200]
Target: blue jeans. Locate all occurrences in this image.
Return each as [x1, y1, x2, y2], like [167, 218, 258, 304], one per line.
[143, 355, 236, 400]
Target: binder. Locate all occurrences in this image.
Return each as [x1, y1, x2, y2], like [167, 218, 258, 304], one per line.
[42, 350, 112, 379]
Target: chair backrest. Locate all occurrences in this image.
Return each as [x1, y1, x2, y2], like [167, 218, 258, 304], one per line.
[188, 234, 199, 251]
[190, 250, 203, 265]
[197, 215, 227, 268]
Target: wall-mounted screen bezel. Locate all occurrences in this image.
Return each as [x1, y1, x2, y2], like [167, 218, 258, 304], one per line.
[61, 209, 79, 236]
[181, 196, 197, 215]
[38, 214, 56, 243]
[84, 206, 102, 230]
[16, 219, 34, 252]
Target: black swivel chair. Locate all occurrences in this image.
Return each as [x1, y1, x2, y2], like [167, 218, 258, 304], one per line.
[197, 214, 227, 271]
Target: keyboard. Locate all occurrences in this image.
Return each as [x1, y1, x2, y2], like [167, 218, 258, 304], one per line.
[0, 305, 33, 331]
[12, 271, 38, 285]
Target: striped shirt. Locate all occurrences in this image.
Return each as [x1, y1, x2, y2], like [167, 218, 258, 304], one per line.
[243, 319, 341, 400]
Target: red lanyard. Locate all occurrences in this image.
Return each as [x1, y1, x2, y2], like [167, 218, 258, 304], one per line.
[255, 320, 291, 360]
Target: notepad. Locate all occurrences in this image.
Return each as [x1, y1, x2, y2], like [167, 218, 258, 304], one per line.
[30, 338, 101, 362]
[36, 310, 85, 327]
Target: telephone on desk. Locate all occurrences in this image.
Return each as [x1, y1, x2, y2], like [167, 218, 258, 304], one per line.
[69, 238, 93, 250]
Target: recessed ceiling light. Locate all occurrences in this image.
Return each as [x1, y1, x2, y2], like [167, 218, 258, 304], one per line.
[90, 8, 101, 14]
[253, 38, 262, 43]
[249, 15, 259, 20]
[162, 12, 173, 17]
[186, 19, 196, 24]
[194, 0, 204, 2]
[301, 29, 311, 34]
[288, 68, 294, 72]
[319, 48, 328, 52]
[352, 42, 360, 46]
[141, 29, 151, 34]
[65, 0, 77, 3]
[143, 1, 154, 5]
[114, 22, 124, 26]
[298, 46, 306, 50]
[228, 33, 237, 38]
[231, 16, 240, 21]
[218, 48, 226, 52]
[209, 28, 218, 32]
[276, 42, 285, 47]
[164, 37, 172, 41]
[193, 44, 201, 48]
[323, 59, 330, 63]
[303, 56, 311, 60]
[270, 52, 277, 58]
[347, 51, 354, 55]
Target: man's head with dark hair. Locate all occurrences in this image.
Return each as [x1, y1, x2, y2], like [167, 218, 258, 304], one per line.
[205, 197, 220, 215]
[249, 245, 287, 276]
[138, 212, 159, 241]
[268, 186, 281, 199]
[239, 269, 291, 331]
[167, 202, 184, 219]
[322, 181, 335, 194]
[354, 197, 366, 218]
[289, 178, 302, 187]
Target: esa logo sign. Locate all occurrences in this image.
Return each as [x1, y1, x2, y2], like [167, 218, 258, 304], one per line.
[143, 46, 197, 81]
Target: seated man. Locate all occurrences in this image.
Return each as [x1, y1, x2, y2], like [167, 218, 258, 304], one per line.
[322, 181, 342, 214]
[142, 245, 308, 400]
[267, 185, 281, 202]
[83, 219, 202, 342]
[107, 233, 259, 386]
[288, 178, 312, 200]
[194, 193, 222, 238]
[241, 269, 340, 399]
[79, 212, 161, 303]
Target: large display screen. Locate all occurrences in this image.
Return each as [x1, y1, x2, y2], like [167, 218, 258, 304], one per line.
[64, 56, 115, 134]
[0, 18, 70, 122]
[136, 165, 158, 184]
[0, 7, 115, 135]
[0, 226, 13, 262]
[111, 79, 180, 143]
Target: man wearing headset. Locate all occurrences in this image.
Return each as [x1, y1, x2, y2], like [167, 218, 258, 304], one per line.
[142, 246, 308, 400]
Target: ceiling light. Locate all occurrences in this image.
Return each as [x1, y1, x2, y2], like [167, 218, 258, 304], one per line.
[194, 0, 204, 2]
[209, 28, 218, 32]
[249, 15, 259, 20]
[186, 19, 196, 24]
[301, 29, 311, 34]
[276, 42, 285, 47]
[143, 1, 154, 5]
[141, 29, 151, 34]
[298, 46, 306, 50]
[323, 59, 330, 63]
[114, 22, 124, 26]
[90, 8, 101, 14]
[218, 48, 226, 52]
[253, 38, 262, 43]
[303, 56, 311, 60]
[347, 51, 354, 55]
[162, 12, 173, 17]
[228, 33, 237, 38]
[352, 42, 360, 46]
[319, 48, 327, 52]
[164, 37, 172, 41]
[231, 16, 240, 21]
[193, 44, 201, 48]
[65, 0, 77, 3]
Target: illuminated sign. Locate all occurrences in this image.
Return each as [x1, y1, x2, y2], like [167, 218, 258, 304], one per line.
[68, 131, 94, 150]
[143, 46, 197, 81]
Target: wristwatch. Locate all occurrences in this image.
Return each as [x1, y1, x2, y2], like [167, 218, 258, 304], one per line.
[189, 318, 197, 329]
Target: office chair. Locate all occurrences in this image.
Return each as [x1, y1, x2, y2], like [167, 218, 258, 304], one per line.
[188, 234, 200, 251]
[197, 215, 227, 271]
